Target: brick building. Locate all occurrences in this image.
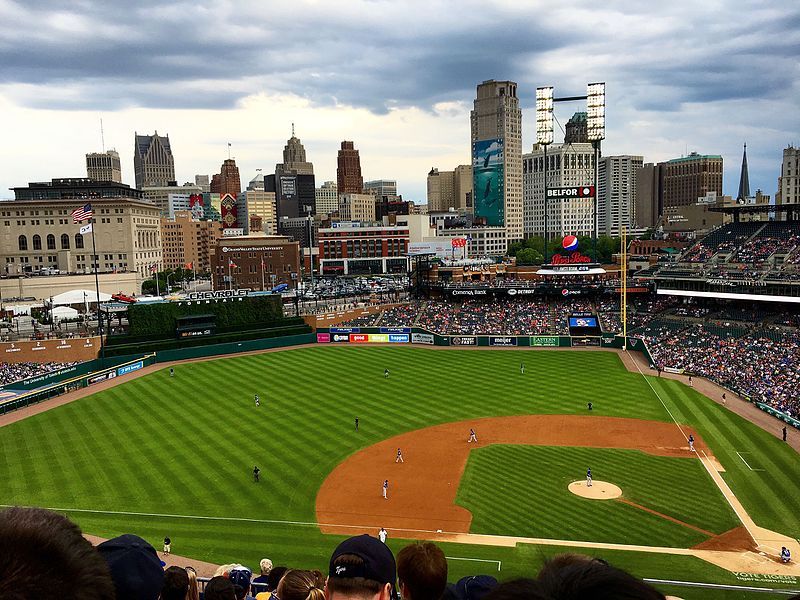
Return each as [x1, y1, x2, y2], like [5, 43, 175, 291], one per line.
[318, 223, 409, 275]
[160, 211, 222, 273]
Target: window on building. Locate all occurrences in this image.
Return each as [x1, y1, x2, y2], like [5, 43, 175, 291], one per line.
[46, 234, 56, 250]
[75, 233, 84, 249]
[32, 235, 42, 250]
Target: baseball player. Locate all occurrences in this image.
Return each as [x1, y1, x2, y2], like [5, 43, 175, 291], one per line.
[253, 465, 260, 483]
[169, 368, 174, 377]
[520, 362, 525, 374]
[586, 468, 592, 487]
[587, 402, 593, 411]
[355, 417, 359, 431]
[163, 536, 171, 556]
[688, 434, 695, 452]
[384, 368, 390, 379]
[688, 376, 693, 387]
[468, 428, 478, 443]
[782, 546, 791, 563]
[382, 479, 389, 499]
[378, 527, 388, 543]
[255, 394, 260, 407]
[395, 448, 404, 463]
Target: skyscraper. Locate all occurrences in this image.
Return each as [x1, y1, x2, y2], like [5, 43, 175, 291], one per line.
[598, 155, 643, 236]
[661, 152, 723, 209]
[337, 141, 364, 194]
[470, 80, 522, 242]
[776, 145, 800, 206]
[737, 143, 751, 202]
[278, 128, 314, 176]
[564, 112, 588, 144]
[86, 150, 122, 183]
[315, 181, 339, 214]
[210, 158, 241, 196]
[273, 129, 316, 226]
[427, 166, 473, 212]
[134, 132, 176, 189]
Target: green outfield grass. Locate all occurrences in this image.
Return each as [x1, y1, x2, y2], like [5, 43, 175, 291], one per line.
[1, 345, 798, 594]
[457, 445, 739, 547]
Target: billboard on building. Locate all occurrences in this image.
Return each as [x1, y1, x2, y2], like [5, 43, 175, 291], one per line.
[220, 193, 238, 229]
[408, 241, 453, 259]
[472, 138, 504, 226]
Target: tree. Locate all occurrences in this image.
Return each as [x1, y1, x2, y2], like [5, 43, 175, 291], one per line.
[515, 248, 544, 265]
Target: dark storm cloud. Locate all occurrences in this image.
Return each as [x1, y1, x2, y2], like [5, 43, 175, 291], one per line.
[0, 0, 798, 114]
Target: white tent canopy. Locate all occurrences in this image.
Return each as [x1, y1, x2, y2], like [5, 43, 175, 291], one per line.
[50, 289, 112, 306]
[52, 306, 80, 319]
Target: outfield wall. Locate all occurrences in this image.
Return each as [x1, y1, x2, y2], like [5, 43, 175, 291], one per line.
[0, 336, 101, 364]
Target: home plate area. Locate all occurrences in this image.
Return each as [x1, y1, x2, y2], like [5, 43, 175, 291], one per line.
[569, 480, 623, 500]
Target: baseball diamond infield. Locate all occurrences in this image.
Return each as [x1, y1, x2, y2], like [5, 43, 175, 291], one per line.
[315, 414, 800, 576]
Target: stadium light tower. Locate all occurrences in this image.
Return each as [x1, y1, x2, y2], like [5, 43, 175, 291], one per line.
[587, 82, 606, 263]
[536, 86, 554, 263]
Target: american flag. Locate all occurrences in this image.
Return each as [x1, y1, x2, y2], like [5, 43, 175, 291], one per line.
[229, 259, 237, 268]
[149, 263, 157, 273]
[71, 203, 93, 223]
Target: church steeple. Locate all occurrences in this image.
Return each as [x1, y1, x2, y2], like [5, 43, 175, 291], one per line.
[737, 143, 750, 202]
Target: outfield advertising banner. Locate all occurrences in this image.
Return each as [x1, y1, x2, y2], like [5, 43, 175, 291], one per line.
[450, 336, 477, 346]
[348, 333, 409, 344]
[316, 333, 331, 343]
[87, 371, 117, 386]
[412, 333, 434, 345]
[117, 361, 144, 376]
[472, 138, 505, 226]
[331, 327, 361, 333]
[389, 334, 409, 343]
[530, 336, 559, 347]
[380, 327, 410, 334]
[490, 336, 518, 346]
[331, 333, 351, 342]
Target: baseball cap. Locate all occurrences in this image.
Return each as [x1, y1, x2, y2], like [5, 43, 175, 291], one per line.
[329, 534, 397, 585]
[443, 575, 498, 600]
[229, 567, 253, 589]
[97, 534, 164, 600]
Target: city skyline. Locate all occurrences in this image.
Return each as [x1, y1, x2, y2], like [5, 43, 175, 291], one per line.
[0, 0, 798, 202]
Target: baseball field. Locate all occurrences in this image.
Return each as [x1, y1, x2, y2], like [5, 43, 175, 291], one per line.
[1, 345, 799, 599]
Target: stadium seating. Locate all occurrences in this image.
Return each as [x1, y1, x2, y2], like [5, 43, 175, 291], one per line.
[0, 361, 80, 386]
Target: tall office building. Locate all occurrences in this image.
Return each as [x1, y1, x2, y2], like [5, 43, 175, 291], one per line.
[160, 211, 222, 273]
[661, 152, 723, 209]
[364, 180, 398, 199]
[210, 158, 241, 196]
[337, 141, 364, 194]
[134, 132, 176, 189]
[634, 163, 664, 229]
[315, 181, 339, 214]
[427, 166, 473, 212]
[564, 112, 588, 144]
[776, 145, 799, 206]
[195, 174, 210, 192]
[339, 193, 376, 222]
[277, 129, 314, 176]
[470, 80, 522, 241]
[598, 155, 643, 236]
[523, 139, 596, 238]
[273, 131, 316, 225]
[86, 150, 122, 183]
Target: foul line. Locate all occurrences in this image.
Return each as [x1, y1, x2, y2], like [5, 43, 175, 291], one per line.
[736, 451, 765, 472]
[445, 556, 501, 572]
[644, 577, 799, 595]
[615, 498, 715, 537]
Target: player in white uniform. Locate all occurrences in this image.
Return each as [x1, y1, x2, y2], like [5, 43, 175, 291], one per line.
[382, 479, 389, 499]
[468, 428, 478, 443]
[378, 527, 388, 543]
[586, 468, 592, 487]
[395, 448, 404, 463]
[688, 434, 695, 452]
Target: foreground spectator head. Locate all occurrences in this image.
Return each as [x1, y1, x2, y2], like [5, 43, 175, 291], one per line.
[535, 554, 665, 599]
[481, 579, 548, 600]
[0, 507, 115, 600]
[326, 534, 396, 600]
[97, 533, 164, 600]
[186, 566, 200, 600]
[396, 542, 448, 600]
[254, 558, 274, 583]
[205, 576, 237, 600]
[161, 566, 190, 600]
[268, 566, 289, 591]
[277, 569, 325, 600]
[229, 567, 253, 599]
[443, 575, 498, 600]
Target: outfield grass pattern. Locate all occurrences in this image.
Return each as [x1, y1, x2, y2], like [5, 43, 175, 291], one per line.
[1, 346, 798, 593]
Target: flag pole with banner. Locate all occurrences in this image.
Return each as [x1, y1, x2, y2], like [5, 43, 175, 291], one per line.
[260, 255, 265, 291]
[73, 204, 104, 359]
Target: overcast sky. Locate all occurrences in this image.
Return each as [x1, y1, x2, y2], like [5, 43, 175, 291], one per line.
[1, 0, 798, 202]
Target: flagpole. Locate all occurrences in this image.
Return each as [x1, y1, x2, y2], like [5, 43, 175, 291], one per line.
[227, 260, 232, 291]
[89, 220, 105, 360]
[261, 257, 265, 291]
[154, 267, 160, 296]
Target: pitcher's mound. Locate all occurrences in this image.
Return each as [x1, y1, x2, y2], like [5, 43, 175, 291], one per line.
[568, 480, 622, 500]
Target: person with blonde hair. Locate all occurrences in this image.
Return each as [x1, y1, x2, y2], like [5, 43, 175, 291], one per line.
[185, 566, 200, 600]
[276, 569, 325, 600]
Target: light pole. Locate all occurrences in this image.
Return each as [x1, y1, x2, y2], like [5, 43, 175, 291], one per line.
[587, 82, 606, 264]
[166, 273, 173, 294]
[536, 87, 554, 264]
[305, 205, 314, 290]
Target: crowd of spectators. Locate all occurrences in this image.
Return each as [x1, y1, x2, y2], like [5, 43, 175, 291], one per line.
[0, 361, 80, 386]
[379, 304, 422, 328]
[734, 235, 797, 264]
[0, 507, 671, 600]
[416, 300, 552, 335]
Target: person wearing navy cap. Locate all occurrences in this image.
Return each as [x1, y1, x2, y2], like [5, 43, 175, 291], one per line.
[326, 534, 396, 600]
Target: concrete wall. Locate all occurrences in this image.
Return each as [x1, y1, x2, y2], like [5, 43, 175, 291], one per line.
[1, 272, 140, 301]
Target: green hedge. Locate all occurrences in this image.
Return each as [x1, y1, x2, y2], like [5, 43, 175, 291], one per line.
[103, 324, 311, 357]
[126, 295, 284, 337]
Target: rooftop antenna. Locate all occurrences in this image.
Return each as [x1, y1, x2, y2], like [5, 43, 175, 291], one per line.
[100, 117, 105, 152]
[292, 122, 295, 137]
[227, 142, 231, 160]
